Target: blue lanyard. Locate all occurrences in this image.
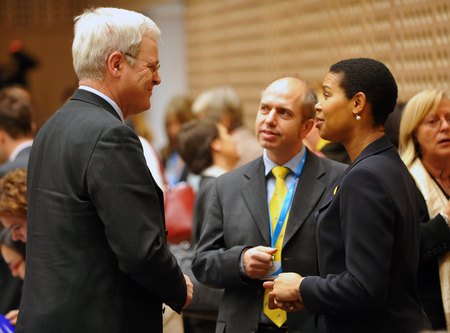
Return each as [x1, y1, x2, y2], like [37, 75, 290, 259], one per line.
[268, 150, 307, 248]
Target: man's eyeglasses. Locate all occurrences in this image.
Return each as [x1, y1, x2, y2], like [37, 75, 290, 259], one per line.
[123, 53, 160, 75]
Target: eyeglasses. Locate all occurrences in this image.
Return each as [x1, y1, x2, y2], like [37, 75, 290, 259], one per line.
[123, 53, 160, 75]
[421, 115, 450, 129]
[8, 259, 23, 271]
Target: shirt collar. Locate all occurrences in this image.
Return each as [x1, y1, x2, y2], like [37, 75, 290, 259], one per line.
[201, 165, 228, 178]
[263, 145, 306, 176]
[9, 140, 33, 161]
[79, 85, 125, 122]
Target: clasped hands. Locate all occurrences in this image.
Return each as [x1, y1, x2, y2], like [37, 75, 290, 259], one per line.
[243, 246, 305, 312]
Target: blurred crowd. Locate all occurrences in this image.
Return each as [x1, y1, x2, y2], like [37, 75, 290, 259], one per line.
[0, 6, 449, 333]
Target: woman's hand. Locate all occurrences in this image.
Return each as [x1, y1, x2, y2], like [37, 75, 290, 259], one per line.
[5, 309, 19, 326]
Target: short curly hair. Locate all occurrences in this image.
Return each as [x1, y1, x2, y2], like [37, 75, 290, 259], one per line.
[0, 168, 27, 219]
[330, 58, 398, 126]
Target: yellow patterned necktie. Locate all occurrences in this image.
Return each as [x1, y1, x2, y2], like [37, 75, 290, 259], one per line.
[264, 166, 290, 327]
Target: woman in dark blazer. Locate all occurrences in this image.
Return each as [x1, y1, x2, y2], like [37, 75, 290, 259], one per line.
[399, 89, 450, 330]
[264, 58, 431, 332]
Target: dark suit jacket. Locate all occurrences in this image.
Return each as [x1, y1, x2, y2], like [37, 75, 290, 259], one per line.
[300, 136, 431, 333]
[192, 175, 216, 245]
[0, 146, 31, 178]
[416, 183, 450, 329]
[192, 151, 346, 333]
[16, 89, 187, 333]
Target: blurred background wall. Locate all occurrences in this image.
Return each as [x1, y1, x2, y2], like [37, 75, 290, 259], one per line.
[1, 0, 449, 151]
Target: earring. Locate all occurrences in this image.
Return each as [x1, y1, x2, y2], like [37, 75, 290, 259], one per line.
[355, 114, 361, 121]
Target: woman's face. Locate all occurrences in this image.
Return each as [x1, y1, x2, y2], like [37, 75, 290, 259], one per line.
[1, 244, 25, 280]
[315, 72, 355, 143]
[415, 98, 450, 164]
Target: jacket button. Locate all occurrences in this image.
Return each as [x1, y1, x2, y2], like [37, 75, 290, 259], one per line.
[443, 243, 448, 249]
[257, 290, 262, 296]
[427, 251, 432, 257]
[433, 248, 438, 255]
[421, 254, 427, 260]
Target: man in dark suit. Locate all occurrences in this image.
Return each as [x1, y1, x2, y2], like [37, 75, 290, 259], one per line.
[191, 77, 346, 333]
[0, 90, 34, 178]
[0, 90, 34, 317]
[15, 7, 192, 333]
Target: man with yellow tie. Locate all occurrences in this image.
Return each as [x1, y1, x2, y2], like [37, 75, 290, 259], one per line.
[192, 77, 346, 333]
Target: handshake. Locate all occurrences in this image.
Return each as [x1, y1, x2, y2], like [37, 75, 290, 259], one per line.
[242, 246, 306, 312]
[263, 272, 306, 312]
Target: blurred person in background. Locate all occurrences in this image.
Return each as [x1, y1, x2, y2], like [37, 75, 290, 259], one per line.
[0, 168, 27, 244]
[0, 89, 35, 178]
[192, 85, 263, 169]
[0, 228, 26, 326]
[0, 169, 28, 327]
[384, 102, 405, 150]
[0, 88, 33, 317]
[176, 117, 240, 333]
[399, 89, 450, 330]
[161, 96, 197, 187]
[178, 118, 240, 248]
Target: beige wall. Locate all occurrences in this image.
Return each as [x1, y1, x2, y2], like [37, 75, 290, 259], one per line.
[186, 0, 450, 128]
[1, 0, 449, 131]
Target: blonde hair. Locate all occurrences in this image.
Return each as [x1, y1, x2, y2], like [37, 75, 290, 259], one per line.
[399, 89, 448, 166]
[72, 7, 161, 81]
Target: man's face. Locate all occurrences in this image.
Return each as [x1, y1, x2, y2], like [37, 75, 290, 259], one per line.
[255, 78, 312, 165]
[119, 37, 161, 118]
[0, 216, 27, 243]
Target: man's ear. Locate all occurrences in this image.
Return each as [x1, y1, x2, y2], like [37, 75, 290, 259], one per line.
[107, 52, 125, 78]
[299, 119, 315, 139]
[210, 138, 221, 153]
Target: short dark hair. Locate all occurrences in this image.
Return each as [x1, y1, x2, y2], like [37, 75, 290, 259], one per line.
[177, 118, 220, 175]
[0, 228, 26, 259]
[0, 91, 33, 139]
[329, 58, 398, 126]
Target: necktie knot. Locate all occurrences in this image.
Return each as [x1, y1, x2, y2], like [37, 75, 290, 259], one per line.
[272, 166, 289, 180]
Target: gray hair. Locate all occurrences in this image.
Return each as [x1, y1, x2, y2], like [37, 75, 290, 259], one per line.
[192, 85, 243, 131]
[72, 7, 161, 81]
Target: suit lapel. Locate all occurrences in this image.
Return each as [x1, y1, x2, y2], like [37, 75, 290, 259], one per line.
[283, 150, 326, 247]
[240, 158, 272, 245]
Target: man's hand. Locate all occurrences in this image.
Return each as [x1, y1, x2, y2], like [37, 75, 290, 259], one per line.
[183, 274, 194, 309]
[243, 246, 278, 279]
[263, 272, 305, 313]
[5, 309, 19, 326]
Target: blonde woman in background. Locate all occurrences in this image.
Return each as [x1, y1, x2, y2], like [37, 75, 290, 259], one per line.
[399, 89, 450, 330]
